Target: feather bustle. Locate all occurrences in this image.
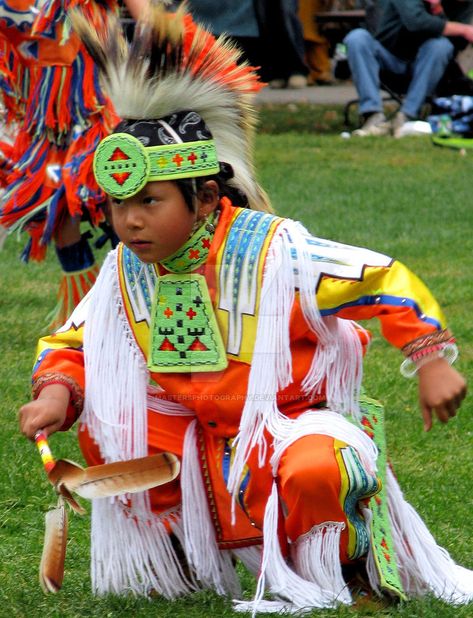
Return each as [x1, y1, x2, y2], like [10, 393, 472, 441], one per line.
[69, 4, 272, 212]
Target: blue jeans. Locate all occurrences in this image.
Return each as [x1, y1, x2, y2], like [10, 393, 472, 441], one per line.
[344, 28, 454, 118]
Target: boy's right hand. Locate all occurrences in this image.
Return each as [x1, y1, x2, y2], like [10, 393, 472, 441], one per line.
[19, 384, 70, 440]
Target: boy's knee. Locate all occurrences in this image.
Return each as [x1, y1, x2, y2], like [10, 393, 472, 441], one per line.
[282, 459, 339, 502]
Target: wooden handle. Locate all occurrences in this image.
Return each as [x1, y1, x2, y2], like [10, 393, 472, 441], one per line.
[34, 431, 56, 474]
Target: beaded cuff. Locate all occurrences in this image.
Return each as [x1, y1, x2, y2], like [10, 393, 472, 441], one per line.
[32, 372, 84, 419]
[401, 329, 454, 357]
[400, 329, 458, 378]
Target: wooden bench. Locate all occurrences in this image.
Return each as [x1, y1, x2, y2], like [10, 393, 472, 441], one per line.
[315, 9, 367, 26]
[314, 9, 367, 55]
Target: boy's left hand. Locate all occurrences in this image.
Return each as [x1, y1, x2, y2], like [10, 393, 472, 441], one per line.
[417, 357, 467, 431]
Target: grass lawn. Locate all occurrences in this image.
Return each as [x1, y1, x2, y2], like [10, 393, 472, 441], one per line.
[0, 104, 472, 617]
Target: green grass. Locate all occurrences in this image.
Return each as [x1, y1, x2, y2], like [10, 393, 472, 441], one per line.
[1, 105, 472, 617]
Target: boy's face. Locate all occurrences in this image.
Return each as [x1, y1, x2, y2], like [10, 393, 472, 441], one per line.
[109, 180, 198, 263]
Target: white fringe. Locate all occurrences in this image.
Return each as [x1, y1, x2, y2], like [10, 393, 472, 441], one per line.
[181, 420, 241, 597]
[83, 250, 195, 596]
[270, 409, 378, 476]
[147, 385, 197, 416]
[91, 499, 195, 596]
[291, 522, 351, 605]
[226, 231, 294, 500]
[83, 249, 149, 462]
[301, 318, 363, 416]
[283, 221, 364, 416]
[233, 599, 310, 615]
[227, 220, 365, 507]
[233, 546, 262, 577]
[387, 467, 473, 603]
[241, 481, 350, 616]
[362, 507, 382, 596]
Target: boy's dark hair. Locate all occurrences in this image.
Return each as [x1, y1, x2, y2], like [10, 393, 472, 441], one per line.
[176, 162, 249, 211]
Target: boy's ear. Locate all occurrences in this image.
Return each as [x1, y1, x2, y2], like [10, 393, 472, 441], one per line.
[197, 180, 219, 216]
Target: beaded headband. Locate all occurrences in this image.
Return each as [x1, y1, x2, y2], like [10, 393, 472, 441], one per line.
[94, 132, 220, 199]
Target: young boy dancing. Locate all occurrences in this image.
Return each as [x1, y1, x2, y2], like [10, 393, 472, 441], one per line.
[19, 4, 471, 613]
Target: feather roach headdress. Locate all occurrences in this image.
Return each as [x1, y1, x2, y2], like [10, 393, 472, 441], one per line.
[70, 3, 272, 211]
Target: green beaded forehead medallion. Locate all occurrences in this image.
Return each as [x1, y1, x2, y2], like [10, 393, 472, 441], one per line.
[93, 133, 220, 199]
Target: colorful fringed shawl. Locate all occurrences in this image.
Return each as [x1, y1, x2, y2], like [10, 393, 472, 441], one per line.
[0, 0, 119, 260]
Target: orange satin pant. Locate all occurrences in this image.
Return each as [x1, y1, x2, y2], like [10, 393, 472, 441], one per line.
[79, 414, 375, 563]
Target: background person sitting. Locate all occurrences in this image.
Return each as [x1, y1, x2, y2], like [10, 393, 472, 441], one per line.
[344, 0, 473, 136]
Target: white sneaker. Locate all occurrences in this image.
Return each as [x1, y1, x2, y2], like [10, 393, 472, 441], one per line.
[392, 111, 431, 138]
[269, 78, 286, 89]
[287, 74, 308, 89]
[391, 111, 408, 138]
[352, 112, 391, 137]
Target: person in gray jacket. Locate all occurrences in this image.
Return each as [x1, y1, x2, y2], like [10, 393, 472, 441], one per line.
[345, 0, 473, 136]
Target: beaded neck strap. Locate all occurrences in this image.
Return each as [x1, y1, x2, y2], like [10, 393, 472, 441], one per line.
[159, 210, 218, 273]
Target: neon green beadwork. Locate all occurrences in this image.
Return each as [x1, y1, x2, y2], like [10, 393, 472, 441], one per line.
[160, 211, 216, 273]
[148, 274, 228, 373]
[94, 133, 150, 199]
[357, 396, 406, 600]
[94, 133, 220, 199]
